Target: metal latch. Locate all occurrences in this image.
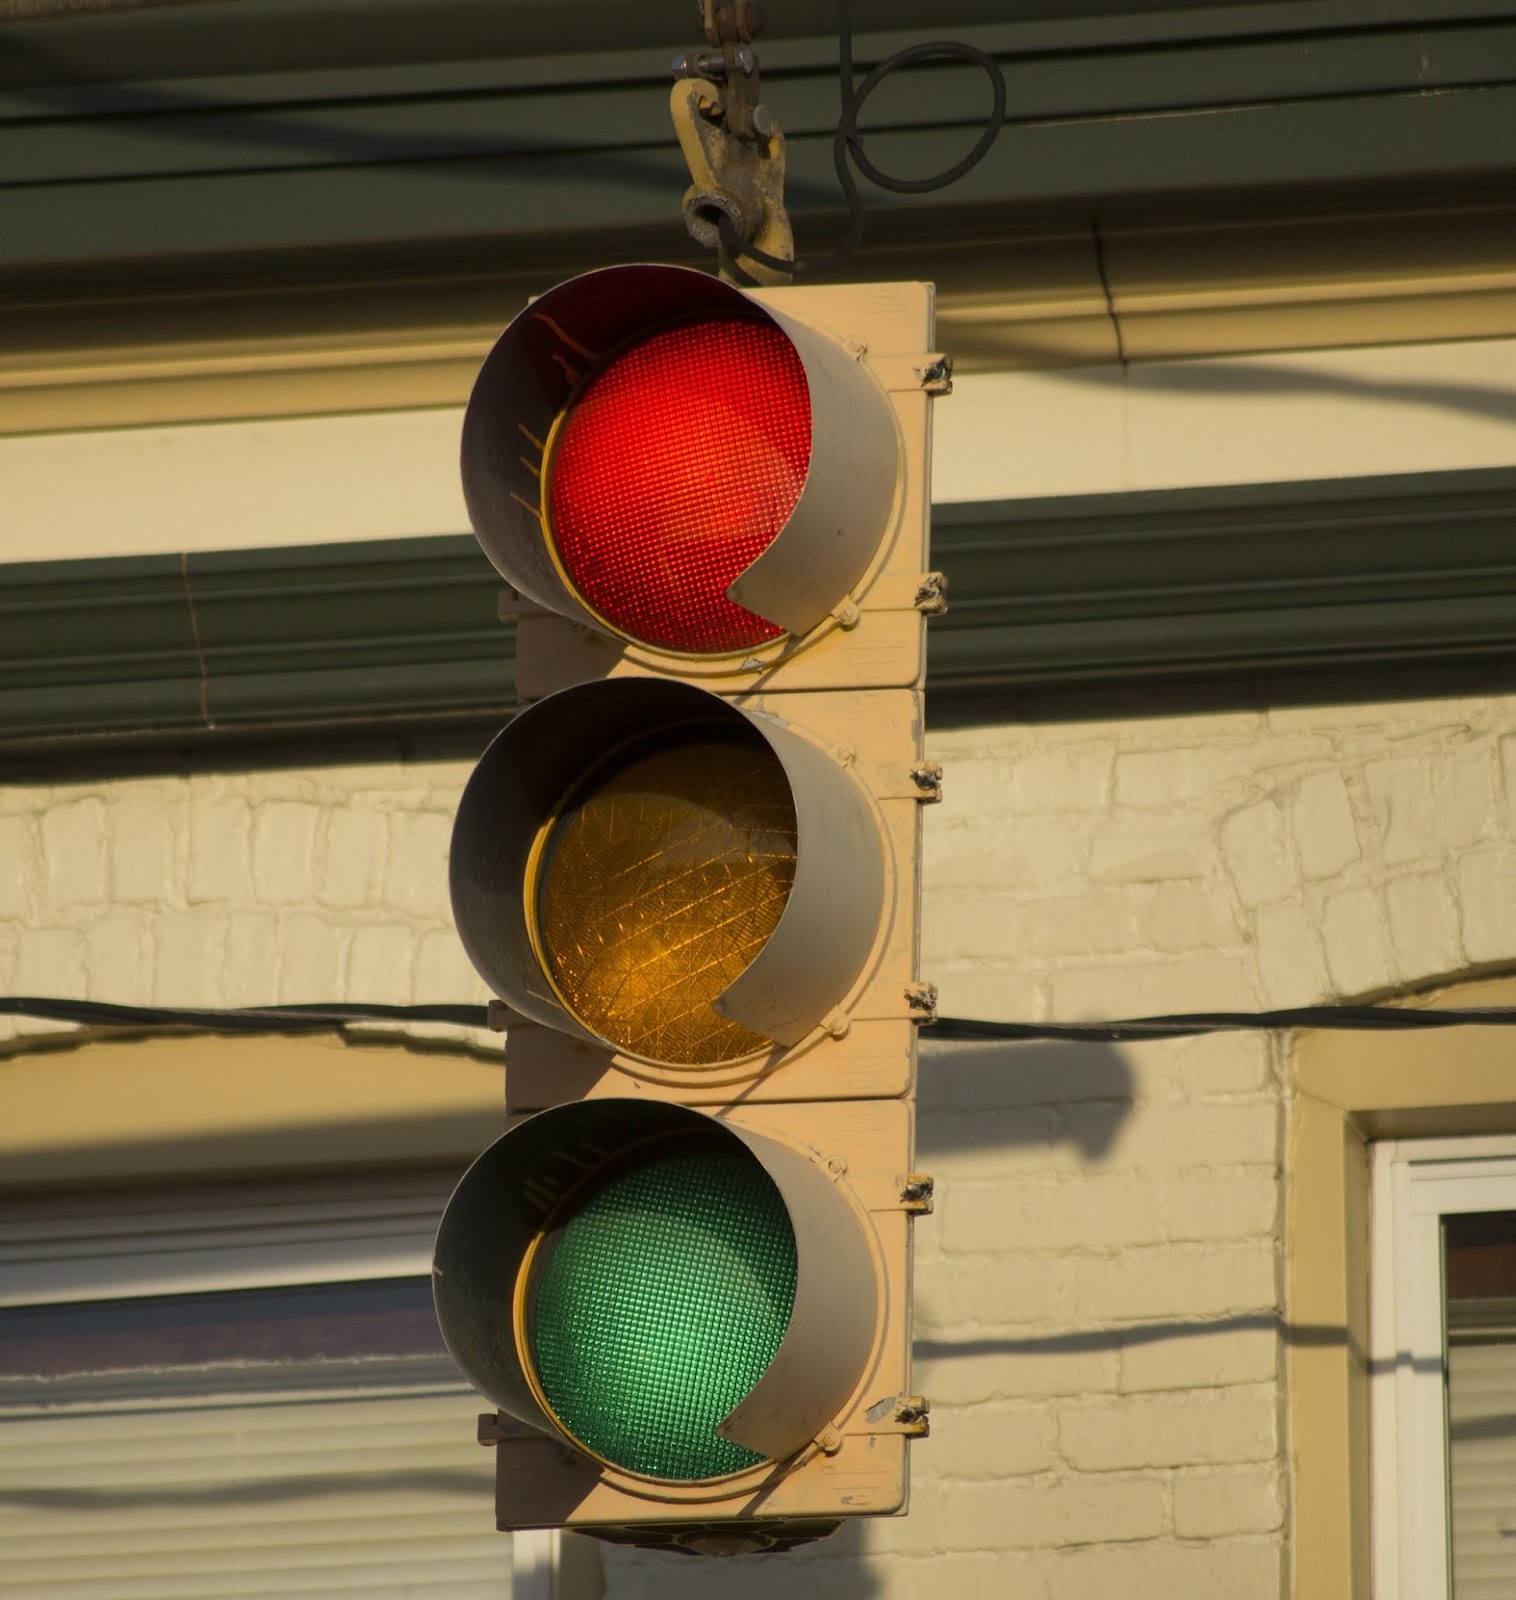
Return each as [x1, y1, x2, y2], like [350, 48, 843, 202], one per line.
[915, 355, 954, 395]
[670, 0, 791, 284]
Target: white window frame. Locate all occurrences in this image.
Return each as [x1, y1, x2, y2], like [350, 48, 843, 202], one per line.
[1371, 1134, 1516, 1600]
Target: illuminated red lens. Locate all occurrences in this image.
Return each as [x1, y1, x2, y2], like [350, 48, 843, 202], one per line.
[546, 317, 812, 654]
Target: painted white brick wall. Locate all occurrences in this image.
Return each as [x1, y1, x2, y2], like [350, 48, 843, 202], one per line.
[5, 689, 1516, 1597]
[607, 691, 1516, 1599]
[0, 759, 492, 1047]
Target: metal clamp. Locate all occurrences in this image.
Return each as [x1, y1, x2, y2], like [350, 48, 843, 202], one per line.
[670, 1, 792, 283]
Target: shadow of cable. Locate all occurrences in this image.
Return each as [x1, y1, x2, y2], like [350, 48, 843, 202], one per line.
[0, 29, 845, 211]
[0, 32, 682, 190]
[1057, 357, 1516, 428]
[916, 1311, 1342, 1363]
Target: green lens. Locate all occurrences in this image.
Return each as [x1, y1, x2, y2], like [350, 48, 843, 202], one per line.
[529, 1137, 798, 1481]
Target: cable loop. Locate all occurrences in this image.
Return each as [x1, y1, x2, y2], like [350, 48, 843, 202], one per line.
[843, 41, 1007, 198]
[723, 1, 1007, 277]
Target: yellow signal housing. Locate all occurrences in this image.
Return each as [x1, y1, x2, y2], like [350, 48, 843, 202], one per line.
[440, 272, 941, 1553]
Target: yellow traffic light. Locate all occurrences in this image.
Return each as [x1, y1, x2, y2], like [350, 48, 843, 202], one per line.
[449, 677, 906, 1100]
[534, 724, 795, 1067]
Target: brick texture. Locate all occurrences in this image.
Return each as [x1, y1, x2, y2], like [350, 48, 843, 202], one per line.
[9, 686, 1516, 1599]
[0, 760, 487, 1051]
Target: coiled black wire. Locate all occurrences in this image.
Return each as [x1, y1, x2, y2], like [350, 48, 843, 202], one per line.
[719, 0, 1007, 278]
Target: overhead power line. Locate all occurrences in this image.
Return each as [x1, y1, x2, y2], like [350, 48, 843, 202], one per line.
[0, 997, 486, 1031]
[5, 996, 1516, 1044]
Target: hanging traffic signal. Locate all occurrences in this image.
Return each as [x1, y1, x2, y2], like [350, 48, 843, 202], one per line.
[437, 264, 941, 1551]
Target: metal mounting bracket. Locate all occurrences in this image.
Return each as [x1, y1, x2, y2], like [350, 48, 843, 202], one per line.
[670, 79, 792, 285]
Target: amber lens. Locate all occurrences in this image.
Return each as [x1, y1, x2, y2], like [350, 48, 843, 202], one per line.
[535, 728, 797, 1066]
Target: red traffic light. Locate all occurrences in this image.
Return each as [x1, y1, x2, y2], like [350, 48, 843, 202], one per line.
[461, 265, 900, 666]
[549, 316, 810, 654]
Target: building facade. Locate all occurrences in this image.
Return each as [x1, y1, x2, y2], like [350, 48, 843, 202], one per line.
[4, 3, 1516, 1596]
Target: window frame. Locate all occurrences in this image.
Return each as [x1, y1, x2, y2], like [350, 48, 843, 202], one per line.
[1288, 973, 1516, 1600]
[1370, 1135, 1516, 1600]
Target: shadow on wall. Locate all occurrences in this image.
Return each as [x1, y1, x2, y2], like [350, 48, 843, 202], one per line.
[911, 1038, 1357, 1365]
[599, 1516, 883, 1600]
[917, 1036, 1136, 1163]
[1058, 356, 1516, 427]
[0, 32, 841, 216]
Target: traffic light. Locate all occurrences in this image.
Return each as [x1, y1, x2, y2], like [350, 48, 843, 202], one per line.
[434, 264, 941, 1553]
[455, 265, 938, 699]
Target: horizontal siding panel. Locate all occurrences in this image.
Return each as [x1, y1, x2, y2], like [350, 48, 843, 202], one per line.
[3, 77, 1516, 290]
[0, 1188, 448, 1304]
[0, 1387, 502, 1600]
[0, 1398, 487, 1472]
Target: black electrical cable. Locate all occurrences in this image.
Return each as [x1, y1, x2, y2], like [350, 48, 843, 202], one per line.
[720, 0, 1007, 278]
[7, 996, 1516, 1044]
[0, 996, 490, 1031]
[931, 1007, 1516, 1044]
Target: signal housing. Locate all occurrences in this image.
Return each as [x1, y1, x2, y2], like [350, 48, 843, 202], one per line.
[463, 267, 936, 695]
[433, 1097, 917, 1531]
[440, 270, 940, 1550]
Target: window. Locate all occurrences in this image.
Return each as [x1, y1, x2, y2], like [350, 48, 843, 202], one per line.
[0, 1173, 506, 1599]
[1372, 1137, 1516, 1600]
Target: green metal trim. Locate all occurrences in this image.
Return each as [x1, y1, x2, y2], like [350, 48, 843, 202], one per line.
[2, 9, 1516, 289]
[4, 1, 1503, 107]
[0, 538, 514, 751]
[4, 467, 1516, 754]
[10, 26, 1516, 186]
[929, 469, 1516, 693]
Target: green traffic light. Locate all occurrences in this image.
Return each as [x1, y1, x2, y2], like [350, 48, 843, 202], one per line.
[529, 1136, 798, 1481]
